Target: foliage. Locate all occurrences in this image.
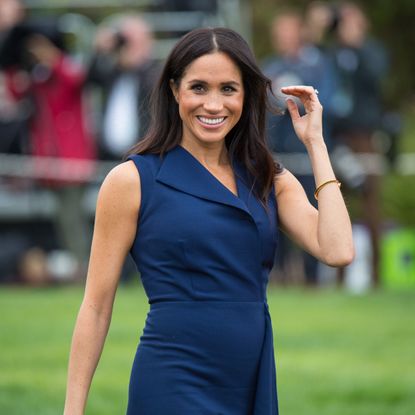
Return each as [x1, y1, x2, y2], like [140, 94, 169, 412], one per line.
[0, 284, 414, 414]
[381, 109, 415, 226]
[382, 175, 415, 226]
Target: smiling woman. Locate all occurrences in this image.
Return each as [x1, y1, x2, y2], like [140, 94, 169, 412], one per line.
[63, 27, 353, 415]
[128, 27, 281, 203]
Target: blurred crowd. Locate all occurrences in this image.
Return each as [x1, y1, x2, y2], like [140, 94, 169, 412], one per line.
[0, 0, 398, 289]
[0, 0, 162, 284]
[262, 1, 398, 290]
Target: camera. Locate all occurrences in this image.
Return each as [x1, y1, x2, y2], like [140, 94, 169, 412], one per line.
[114, 31, 128, 50]
[0, 19, 65, 70]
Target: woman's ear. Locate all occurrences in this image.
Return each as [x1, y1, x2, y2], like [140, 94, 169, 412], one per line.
[169, 79, 179, 103]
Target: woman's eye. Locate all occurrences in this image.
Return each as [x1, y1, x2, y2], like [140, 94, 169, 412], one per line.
[191, 84, 205, 92]
[222, 86, 236, 93]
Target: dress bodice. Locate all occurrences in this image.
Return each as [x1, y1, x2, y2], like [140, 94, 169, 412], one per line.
[127, 145, 278, 303]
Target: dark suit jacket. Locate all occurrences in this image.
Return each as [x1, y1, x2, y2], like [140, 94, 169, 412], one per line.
[87, 53, 161, 158]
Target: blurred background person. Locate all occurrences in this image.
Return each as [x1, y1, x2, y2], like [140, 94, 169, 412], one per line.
[304, 1, 336, 51]
[330, 1, 389, 286]
[87, 15, 160, 161]
[0, 0, 28, 155]
[262, 9, 338, 285]
[1, 16, 96, 278]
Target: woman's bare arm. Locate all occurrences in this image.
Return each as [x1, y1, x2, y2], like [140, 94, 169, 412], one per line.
[63, 160, 140, 415]
[274, 85, 354, 267]
[275, 163, 353, 267]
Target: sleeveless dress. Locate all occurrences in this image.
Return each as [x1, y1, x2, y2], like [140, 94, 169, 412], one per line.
[126, 145, 279, 414]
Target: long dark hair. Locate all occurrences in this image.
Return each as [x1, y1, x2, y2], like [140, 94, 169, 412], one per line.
[126, 27, 282, 202]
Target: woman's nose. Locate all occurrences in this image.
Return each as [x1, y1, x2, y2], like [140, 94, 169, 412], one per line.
[203, 92, 223, 112]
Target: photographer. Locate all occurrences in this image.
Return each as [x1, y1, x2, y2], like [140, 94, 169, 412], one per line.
[2, 21, 96, 169]
[87, 15, 160, 160]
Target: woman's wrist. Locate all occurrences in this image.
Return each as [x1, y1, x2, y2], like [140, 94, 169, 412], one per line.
[304, 138, 327, 154]
[304, 138, 337, 185]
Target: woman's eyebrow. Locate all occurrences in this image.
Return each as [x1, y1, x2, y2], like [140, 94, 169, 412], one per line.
[221, 81, 241, 87]
[187, 79, 241, 86]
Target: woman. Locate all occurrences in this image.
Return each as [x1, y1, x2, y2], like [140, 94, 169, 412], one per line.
[64, 28, 353, 414]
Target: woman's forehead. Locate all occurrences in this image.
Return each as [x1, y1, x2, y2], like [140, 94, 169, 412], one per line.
[181, 52, 242, 83]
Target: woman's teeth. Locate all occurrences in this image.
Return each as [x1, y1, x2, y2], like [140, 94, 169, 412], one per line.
[198, 116, 225, 125]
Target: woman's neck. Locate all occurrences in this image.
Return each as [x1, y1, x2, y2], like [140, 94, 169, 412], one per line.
[179, 139, 230, 168]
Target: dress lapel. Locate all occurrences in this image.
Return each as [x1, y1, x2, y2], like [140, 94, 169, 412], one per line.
[233, 159, 275, 232]
[156, 145, 252, 217]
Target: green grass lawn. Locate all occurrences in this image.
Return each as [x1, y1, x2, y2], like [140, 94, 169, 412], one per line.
[0, 283, 414, 415]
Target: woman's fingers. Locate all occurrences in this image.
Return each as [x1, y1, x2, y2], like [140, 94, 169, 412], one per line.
[285, 98, 300, 121]
[281, 85, 321, 112]
[281, 85, 315, 95]
[281, 85, 319, 101]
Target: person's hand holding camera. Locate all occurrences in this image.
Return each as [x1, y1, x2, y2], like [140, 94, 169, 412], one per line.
[25, 34, 60, 68]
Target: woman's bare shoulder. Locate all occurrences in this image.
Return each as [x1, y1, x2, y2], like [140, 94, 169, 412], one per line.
[104, 160, 140, 185]
[97, 160, 141, 213]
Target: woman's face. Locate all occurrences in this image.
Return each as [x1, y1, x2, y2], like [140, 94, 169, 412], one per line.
[171, 52, 244, 148]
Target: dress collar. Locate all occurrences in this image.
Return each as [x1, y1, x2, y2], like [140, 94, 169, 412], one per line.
[156, 145, 253, 217]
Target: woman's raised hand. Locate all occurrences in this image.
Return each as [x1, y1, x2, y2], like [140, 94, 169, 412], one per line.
[281, 85, 324, 147]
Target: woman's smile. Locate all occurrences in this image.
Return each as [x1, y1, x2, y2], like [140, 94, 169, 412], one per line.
[196, 116, 227, 128]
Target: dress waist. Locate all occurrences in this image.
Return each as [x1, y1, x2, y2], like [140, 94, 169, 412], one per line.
[149, 299, 270, 311]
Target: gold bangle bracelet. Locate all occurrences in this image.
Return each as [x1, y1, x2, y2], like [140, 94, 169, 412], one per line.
[314, 179, 341, 200]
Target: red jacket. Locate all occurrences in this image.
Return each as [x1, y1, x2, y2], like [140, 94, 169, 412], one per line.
[6, 55, 96, 184]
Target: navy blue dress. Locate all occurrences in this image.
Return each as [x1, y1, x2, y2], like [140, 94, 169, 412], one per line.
[126, 145, 279, 414]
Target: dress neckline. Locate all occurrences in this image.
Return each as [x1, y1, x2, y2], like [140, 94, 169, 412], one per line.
[177, 145, 240, 199]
